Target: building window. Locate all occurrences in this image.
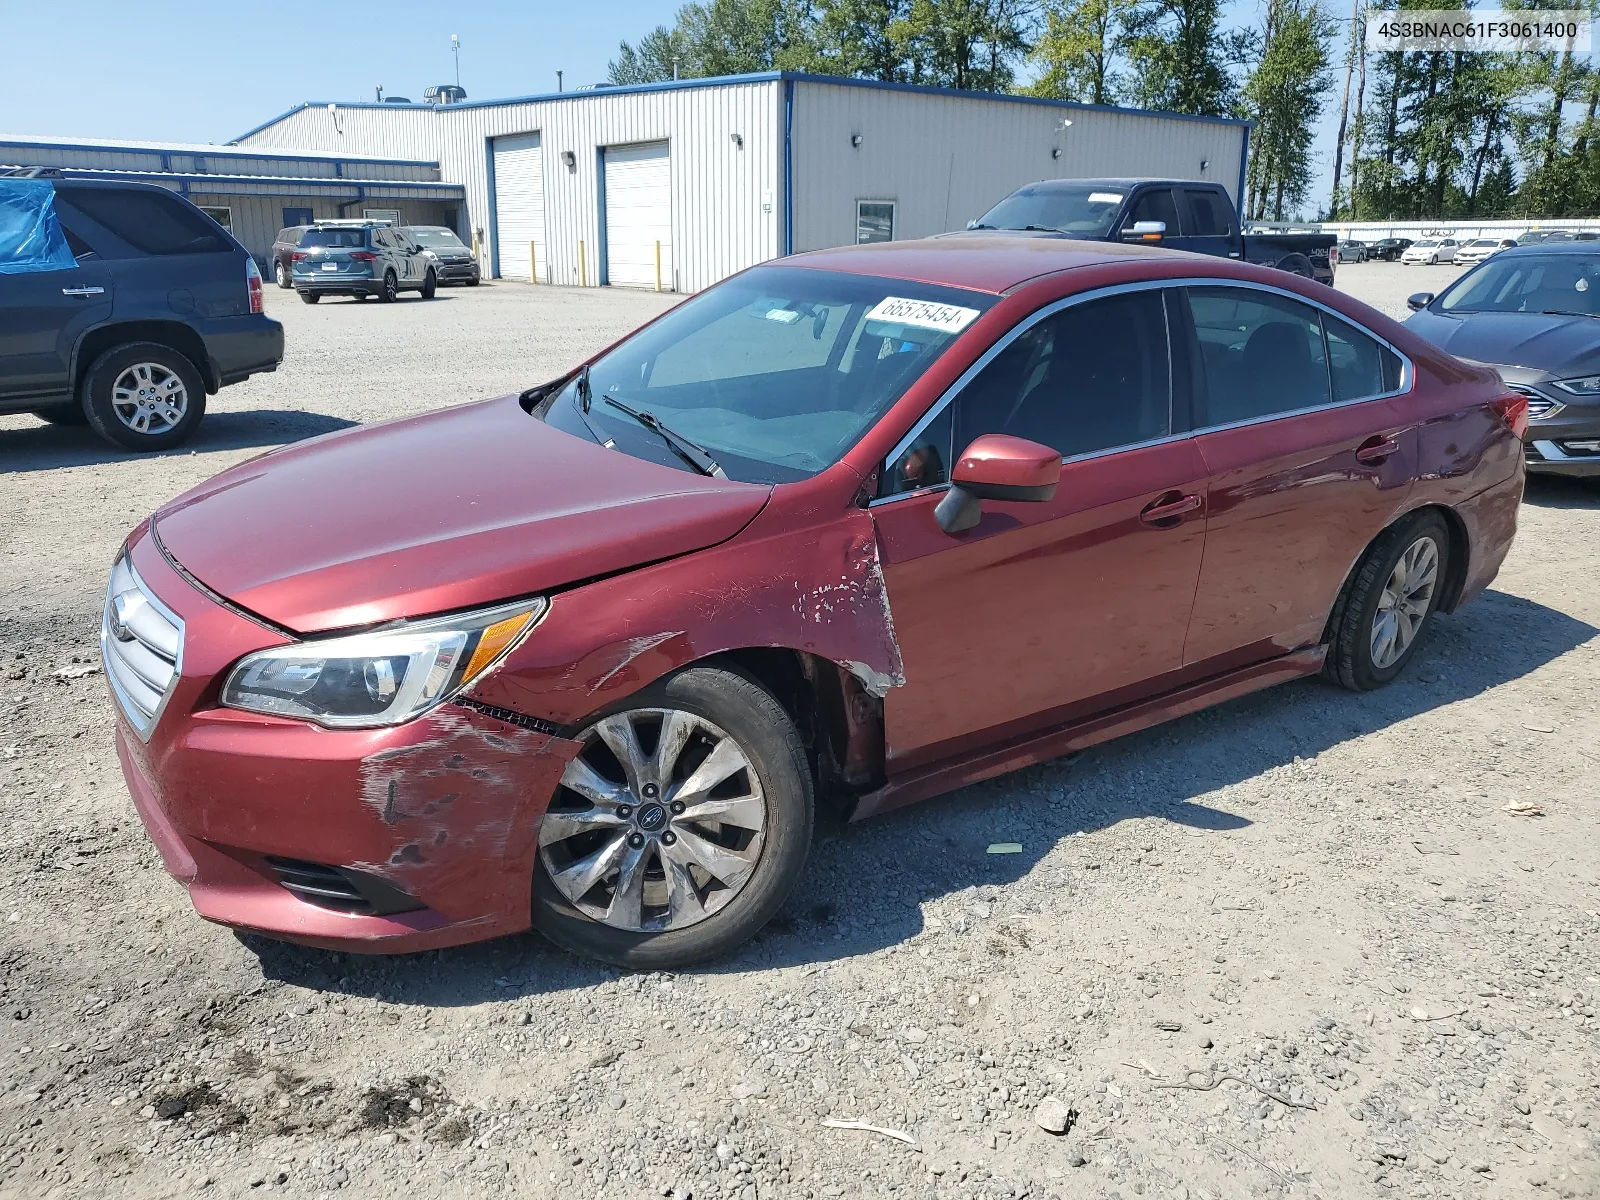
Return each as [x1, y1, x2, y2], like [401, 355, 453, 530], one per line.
[364, 208, 401, 225]
[198, 206, 232, 232]
[282, 206, 313, 228]
[857, 201, 895, 245]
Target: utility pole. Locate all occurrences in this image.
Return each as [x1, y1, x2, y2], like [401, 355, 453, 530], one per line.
[376, 85, 384, 102]
[1330, 0, 1360, 219]
[556, 69, 564, 92]
[451, 34, 461, 88]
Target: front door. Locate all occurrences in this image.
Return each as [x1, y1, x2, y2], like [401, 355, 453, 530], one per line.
[871, 287, 1210, 772]
[1178, 283, 1417, 670]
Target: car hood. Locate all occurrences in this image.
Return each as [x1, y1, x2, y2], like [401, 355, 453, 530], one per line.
[154, 395, 772, 633]
[1404, 308, 1600, 377]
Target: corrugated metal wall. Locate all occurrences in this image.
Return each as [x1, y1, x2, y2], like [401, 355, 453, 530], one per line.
[788, 81, 1248, 252]
[237, 84, 782, 293]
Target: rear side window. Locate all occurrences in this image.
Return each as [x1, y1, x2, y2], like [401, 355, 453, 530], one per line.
[57, 188, 230, 255]
[1186, 286, 1330, 425]
[1324, 314, 1403, 401]
[276, 227, 303, 245]
[1125, 189, 1179, 233]
[1182, 189, 1233, 237]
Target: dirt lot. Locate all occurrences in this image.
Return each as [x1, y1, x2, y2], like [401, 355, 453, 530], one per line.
[1, 265, 1597, 1200]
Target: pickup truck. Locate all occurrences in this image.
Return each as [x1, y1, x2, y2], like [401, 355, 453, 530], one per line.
[953, 178, 1337, 286]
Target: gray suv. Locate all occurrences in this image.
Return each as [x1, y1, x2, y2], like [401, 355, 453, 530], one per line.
[402, 225, 481, 286]
[290, 221, 436, 304]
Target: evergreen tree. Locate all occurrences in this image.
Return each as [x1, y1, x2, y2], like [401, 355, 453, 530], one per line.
[1242, 0, 1334, 219]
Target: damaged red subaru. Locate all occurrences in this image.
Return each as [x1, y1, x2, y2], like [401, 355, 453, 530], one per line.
[106, 239, 1525, 967]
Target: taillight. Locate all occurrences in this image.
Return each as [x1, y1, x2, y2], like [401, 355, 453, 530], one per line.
[1491, 391, 1529, 440]
[291, 251, 307, 262]
[350, 250, 377, 262]
[1330, 244, 1339, 269]
[245, 258, 264, 315]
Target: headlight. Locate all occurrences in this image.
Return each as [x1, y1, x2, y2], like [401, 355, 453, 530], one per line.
[1552, 375, 1600, 396]
[220, 599, 545, 728]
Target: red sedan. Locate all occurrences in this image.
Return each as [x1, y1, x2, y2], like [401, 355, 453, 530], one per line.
[105, 238, 1526, 967]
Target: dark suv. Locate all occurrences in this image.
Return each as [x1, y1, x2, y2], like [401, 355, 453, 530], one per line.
[271, 225, 311, 289]
[291, 222, 436, 303]
[0, 176, 284, 451]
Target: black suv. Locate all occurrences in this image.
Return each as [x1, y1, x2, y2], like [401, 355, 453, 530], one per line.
[0, 176, 284, 451]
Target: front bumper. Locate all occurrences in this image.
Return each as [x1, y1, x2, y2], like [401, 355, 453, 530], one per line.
[1526, 439, 1600, 476]
[433, 259, 480, 283]
[108, 526, 582, 954]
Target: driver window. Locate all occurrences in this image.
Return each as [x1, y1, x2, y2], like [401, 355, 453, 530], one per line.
[1123, 189, 1178, 235]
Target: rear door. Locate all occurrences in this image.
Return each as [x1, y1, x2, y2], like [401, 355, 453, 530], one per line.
[1178, 283, 1417, 671]
[0, 205, 112, 404]
[1171, 187, 1239, 259]
[872, 285, 1210, 771]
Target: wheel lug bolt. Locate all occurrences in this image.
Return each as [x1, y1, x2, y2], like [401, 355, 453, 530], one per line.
[617, 805, 632, 819]
[642, 783, 659, 799]
[661, 831, 676, 846]
[627, 832, 645, 848]
[669, 801, 685, 815]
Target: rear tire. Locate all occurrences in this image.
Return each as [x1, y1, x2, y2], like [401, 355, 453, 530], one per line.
[532, 666, 814, 969]
[81, 342, 207, 452]
[420, 270, 437, 299]
[274, 260, 292, 289]
[30, 402, 89, 426]
[299, 292, 320, 304]
[378, 271, 398, 303]
[1323, 510, 1450, 691]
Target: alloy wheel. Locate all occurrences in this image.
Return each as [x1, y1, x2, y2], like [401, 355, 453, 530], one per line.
[110, 362, 188, 436]
[539, 708, 767, 933]
[1370, 535, 1439, 669]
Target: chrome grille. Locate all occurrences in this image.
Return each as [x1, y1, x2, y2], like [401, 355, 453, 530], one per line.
[1507, 384, 1562, 420]
[101, 557, 183, 740]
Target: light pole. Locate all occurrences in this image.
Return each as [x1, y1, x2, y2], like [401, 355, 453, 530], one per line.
[451, 34, 460, 88]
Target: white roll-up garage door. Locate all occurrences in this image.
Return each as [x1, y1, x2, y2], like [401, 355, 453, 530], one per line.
[492, 132, 545, 282]
[603, 141, 672, 290]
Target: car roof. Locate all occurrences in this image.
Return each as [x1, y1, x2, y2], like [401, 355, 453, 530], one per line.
[786, 236, 1219, 294]
[1494, 241, 1600, 255]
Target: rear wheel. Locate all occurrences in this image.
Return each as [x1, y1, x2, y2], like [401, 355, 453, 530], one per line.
[532, 666, 814, 969]
[1324, 510, 1450, 691]
[274, 260, 291, 289]
[378, 271, 398, 303]
[420, 270, 437, 299]
[81, 342, 207, 452]
[299, 291, 320, 304]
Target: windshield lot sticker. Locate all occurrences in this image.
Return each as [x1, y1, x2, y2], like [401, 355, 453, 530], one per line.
[865, 297, 980, 334]
[1088, 192, 1124, 204]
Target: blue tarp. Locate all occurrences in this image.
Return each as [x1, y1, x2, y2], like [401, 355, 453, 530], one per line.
[0, 179, 77, 275]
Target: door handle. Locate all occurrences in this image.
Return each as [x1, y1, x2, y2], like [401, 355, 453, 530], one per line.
[1139, 492, 1202, 527]
[1355, 436, 1399, 464]
[61, 286, 106, 296]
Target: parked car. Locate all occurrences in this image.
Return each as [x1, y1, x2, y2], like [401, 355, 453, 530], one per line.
[1406, 242, 1600, 478]
[270, 224, 310, 289]
[107, 238, 1525, 965]
[291, 221, 437, 303]
[1338, 239, 1370, 263]
[0, 175, 283, 451]
[1401, 238, 1459, 264]
[401, 225, 480, 286]
[1453, 237, 1513, 266]
[1518, 230, 1599, 245]
[951, 179, 1337, 285]
[1369, 238, 1414, 261]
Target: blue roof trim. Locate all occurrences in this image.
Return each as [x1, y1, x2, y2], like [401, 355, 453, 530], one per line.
[47, 168, 463, 194]
[228, 72, 1249, 141]
[4, 133, 438, 169]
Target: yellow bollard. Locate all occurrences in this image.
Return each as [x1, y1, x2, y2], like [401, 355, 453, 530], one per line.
[655, 240, 662, 292]
[579, 240, 587, 287]
[529, 240, 537, 284]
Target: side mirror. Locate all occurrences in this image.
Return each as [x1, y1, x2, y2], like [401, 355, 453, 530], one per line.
[1120, 220, 1166, 243]
[1406, 292, 1434, 311]
[934, 434, 1061, 534]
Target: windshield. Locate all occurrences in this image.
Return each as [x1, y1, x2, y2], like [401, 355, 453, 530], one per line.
[408, 227, 467, 249]
[300, 229, 367, 248]
[973, 183, 1124, 236]
[1467, 240, 1496, 248]
[539, 264, 996, 484]
[1413, 240, 1438, 248]
[1437, 254, 1600, 314]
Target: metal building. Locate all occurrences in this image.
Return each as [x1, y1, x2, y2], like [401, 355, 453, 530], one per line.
[0, 134, 465, 266]
[229, 72, 1249, 293]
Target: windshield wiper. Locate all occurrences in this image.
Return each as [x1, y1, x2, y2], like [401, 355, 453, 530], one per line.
[601, 395, 726, 478]
[1015, 224, 1069, 233]
[1540, 309, 1600, 318]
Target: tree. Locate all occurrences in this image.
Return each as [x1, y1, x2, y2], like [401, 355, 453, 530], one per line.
[1121, 0, 1252, 115]
[1241, 0, 1333, 219]
[608, 0, 816, 84]
[1027, 0, 1131, 103]
[807, 0, 918, 80]
[895, 0, 1037, 91]
[1327, 0, 1361, 216]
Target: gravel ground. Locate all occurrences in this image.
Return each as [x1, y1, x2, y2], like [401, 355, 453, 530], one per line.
[1, 265, 1597, 1200]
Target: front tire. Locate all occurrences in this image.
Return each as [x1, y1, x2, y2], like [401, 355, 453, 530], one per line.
[81, 343, 207, 452]
[1324, 510, 1450, 691]
[533, 666, 814, 969]
[420, 270, 437, 299]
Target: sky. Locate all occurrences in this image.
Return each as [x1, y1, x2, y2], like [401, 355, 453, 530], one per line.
[4, 0, 1346, 213]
